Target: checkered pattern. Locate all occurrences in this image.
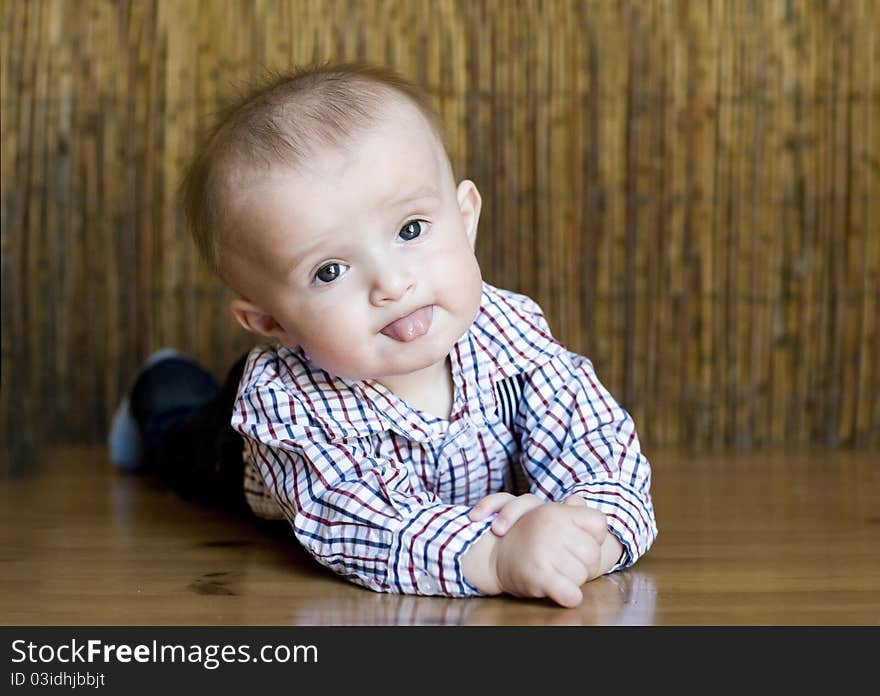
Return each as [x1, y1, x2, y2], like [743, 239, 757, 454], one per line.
[232, 283, 657, 596]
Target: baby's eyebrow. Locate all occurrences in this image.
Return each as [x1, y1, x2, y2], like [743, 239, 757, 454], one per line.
[279, 236, 330, 277]
[385, 186, 439, 207]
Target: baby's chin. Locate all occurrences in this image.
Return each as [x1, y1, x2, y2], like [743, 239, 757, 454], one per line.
[336, 337, 456, 382]
[372, 339, 452, 376]
[302, 347, 429, 382]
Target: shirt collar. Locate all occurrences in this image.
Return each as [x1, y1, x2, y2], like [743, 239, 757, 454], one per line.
[457, 282, 565, 383]
[277, 282, 565, 443]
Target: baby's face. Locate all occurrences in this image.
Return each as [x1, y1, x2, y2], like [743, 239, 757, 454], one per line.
[227, 99, 483, 384]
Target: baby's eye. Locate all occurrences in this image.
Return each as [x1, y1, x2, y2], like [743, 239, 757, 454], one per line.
[398, 219, 428, 241]
[314, 262, 348, 285]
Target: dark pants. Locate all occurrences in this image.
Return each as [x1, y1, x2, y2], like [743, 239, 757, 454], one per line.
[129, 353, 251, 517]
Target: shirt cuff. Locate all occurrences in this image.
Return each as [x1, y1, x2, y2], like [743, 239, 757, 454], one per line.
[387, 505, 495, 597]
[564, 481, 657, 570]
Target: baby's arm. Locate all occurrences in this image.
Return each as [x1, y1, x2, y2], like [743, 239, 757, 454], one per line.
[515, 350, 658, 570]
[244, 435, 495, 597]
[234, 376, 494, 598]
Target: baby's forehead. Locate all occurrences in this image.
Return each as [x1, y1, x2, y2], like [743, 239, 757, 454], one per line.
[325, 97, 446, 168]
[247, 103, 449, 195]
[226, 105, 450, 251]
[236, 94, 441, 180]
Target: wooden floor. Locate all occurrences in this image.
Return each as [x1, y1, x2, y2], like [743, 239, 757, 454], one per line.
[1, 445, 877, 625]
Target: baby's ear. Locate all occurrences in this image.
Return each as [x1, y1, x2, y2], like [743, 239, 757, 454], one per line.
[229, 298, 295, 344]
[456, 179, 482, 249]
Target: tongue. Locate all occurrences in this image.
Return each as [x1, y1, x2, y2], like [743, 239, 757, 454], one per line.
[380, 306, 433, 342]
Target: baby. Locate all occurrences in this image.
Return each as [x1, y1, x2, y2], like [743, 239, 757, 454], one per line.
[181, 62, 657, 607]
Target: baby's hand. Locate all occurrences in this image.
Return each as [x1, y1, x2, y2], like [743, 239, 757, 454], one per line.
[491, 501, 608, 607]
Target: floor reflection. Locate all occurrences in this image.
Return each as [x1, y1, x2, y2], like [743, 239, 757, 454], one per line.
[284, 569, 657, 626]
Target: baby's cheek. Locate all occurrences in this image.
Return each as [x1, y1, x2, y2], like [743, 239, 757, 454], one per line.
[435, 249, 481, 299]
[452, 258, 483, 319]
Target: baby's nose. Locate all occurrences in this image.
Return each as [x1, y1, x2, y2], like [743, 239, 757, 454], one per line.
[369, 267, 415, 306]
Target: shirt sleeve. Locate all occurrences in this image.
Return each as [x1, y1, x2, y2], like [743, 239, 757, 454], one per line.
[232, 381, 494, 597]
[516, 351, 658, 571]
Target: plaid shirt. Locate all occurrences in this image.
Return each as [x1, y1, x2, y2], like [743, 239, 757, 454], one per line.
[231, 283, 658, 597]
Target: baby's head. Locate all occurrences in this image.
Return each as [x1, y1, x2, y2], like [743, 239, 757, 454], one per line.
[182, 63, 483, 383]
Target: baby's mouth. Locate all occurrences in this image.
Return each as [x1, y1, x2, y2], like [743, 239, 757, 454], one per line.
[379, 305, 434, 342]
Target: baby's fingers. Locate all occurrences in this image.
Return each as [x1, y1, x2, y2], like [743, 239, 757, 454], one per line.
[571, 505, 610, 544]
[543, 574, 584, 608]
[490, 494, 544, 535]
[468, 492, 515, 521]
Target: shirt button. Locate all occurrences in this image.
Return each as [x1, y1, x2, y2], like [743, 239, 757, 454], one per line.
[418, 572, 440, 595]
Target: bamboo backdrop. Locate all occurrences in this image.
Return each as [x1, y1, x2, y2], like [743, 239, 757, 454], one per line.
[1, 0, 878, 464]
